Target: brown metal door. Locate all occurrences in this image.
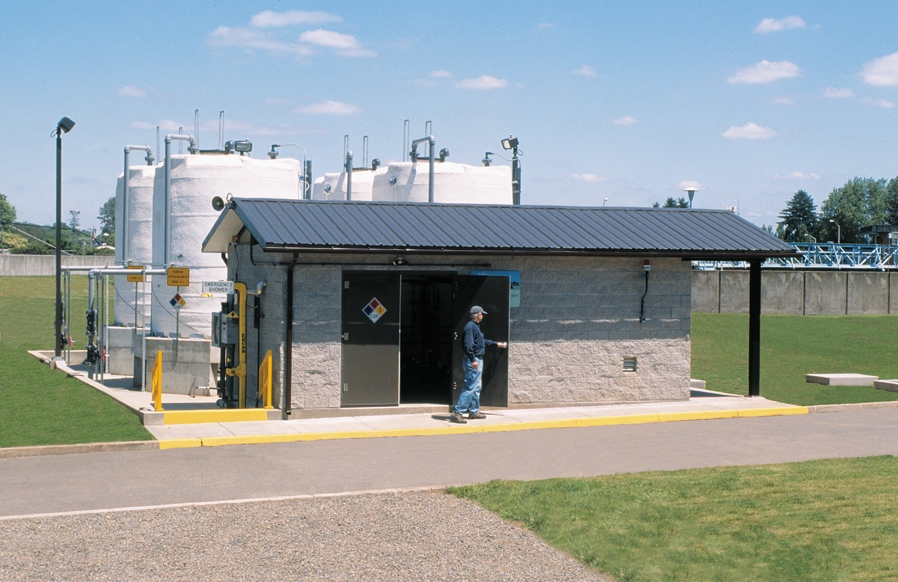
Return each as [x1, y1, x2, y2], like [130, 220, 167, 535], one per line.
[452, 275, 510, 407]
[341, 272, 400, 406]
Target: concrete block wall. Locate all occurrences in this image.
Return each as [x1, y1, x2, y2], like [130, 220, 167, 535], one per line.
[486, 256, 691, 405]
[693, 269, 897, 315]
[234, 249, 693, 411]
[0, 255, 114, 276]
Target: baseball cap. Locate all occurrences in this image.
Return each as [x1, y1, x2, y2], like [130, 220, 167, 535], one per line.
[469, 306, 487, 315]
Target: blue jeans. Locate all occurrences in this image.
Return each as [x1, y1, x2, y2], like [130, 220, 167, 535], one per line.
[455, 357, 483, 414]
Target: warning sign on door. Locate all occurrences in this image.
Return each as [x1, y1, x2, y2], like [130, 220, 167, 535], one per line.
[363, 297, 387, 323]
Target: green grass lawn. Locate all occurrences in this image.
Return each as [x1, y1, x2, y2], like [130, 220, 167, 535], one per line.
[691, 313, 898, 406]
[451, 456, 898, 582]
[0, 276, 152, 448]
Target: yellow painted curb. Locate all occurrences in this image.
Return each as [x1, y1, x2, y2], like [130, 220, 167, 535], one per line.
[737, 406, 808, 418]
[154, 406, 811, 449]
[158, 438, 202, 449]
[163, 409, 269, 425]
[657, 410, 740, 422]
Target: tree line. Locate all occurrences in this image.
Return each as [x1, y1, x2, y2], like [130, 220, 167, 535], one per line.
[0, 193, 115, 255]
[778, 177, 898, 244]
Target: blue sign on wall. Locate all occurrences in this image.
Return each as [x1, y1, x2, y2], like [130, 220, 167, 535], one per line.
[470, 270, 521, 308]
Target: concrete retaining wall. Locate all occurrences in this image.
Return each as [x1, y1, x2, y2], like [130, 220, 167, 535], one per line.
[693, 270, 898, 315]
[0, 255, 115, 276]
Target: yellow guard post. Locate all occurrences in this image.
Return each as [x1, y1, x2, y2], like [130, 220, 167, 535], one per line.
[151, 350, 164, 411]
[259, 349, 273, 409]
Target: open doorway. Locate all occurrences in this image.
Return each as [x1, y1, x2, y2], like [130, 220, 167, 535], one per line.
[400, 274, 454, 404]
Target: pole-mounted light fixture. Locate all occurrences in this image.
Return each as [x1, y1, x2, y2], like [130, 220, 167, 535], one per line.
[829, 219, 841, 244]
[501, 135, 521, 205]
[684, 187, 698, 209]
[53, 116, 75, 361]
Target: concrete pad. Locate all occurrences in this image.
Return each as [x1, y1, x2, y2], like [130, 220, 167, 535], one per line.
[806, 373, 878, 386]
[222, 421, 302, 437]
[874, 380, 898, 393]
[690, 379, 707, 389]
[146, 423, 235, 440]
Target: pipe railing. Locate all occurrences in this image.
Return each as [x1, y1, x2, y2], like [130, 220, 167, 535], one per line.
[122, 145, 154, 266]
[410, 135, 435, 203]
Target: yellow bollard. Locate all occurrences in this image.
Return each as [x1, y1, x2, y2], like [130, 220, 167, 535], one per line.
[151, 349, 164, 411]
[259, 349, 273, 409]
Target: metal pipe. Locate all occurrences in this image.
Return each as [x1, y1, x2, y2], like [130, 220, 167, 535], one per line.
[345, 150, 353, 201]
[403, 120, 409, 162]
[164, 134, 197, 266]
[219, 111, 225, 150]
[194, 109, 200, 150]
[122, 145, 154, 266]
[410, 135, 435, 203]
[362, 136, 368, 168]
[283, 254, 297, 418]
[55, 129, 63, 359]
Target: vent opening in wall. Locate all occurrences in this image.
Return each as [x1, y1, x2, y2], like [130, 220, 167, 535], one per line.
[623, 357, 637, 372]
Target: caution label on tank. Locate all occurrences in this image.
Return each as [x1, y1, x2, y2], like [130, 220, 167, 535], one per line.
[363, 297, 386, 323]
[170, 293, 186, 310]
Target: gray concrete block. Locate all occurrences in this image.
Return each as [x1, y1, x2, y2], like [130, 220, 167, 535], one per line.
[804, 271, 847, 315]
[806, 373, 878, 386]
[847, 272, 889, 315]
[874, 379, 898, 392]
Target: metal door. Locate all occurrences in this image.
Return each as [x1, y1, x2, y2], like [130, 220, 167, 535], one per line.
[341, 272, 401, 406]
[452, 275, 510, 407]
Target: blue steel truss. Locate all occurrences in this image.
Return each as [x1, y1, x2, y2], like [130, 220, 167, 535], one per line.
[694, 243, 898, 271]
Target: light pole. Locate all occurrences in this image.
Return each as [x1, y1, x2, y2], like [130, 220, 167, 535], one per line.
[603, 198, 608, 207]
[829, 219, 841, 244]
[53, 116, 75, 361]
[684, 187, 698, 208]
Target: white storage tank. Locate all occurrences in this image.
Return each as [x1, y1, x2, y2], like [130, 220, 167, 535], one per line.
[371, 161, 511, 204]
[312, 168, 383, 201]
[113, 164, 157, 327]
[150, 153, 302, 338]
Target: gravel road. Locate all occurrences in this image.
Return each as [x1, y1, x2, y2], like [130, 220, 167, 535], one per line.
[0, 490, 609, 581]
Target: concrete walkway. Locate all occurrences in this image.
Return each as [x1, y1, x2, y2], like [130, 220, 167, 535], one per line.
[28, 350, 809, 453]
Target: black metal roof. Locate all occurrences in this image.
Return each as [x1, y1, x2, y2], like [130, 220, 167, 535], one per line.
[202, 199, 798, 260]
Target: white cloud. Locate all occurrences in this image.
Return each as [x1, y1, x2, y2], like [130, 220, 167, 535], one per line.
[296, 100, 360, 115]
[455, 75, 508, 90]
[131, 119, 183, 131]
[774, 96, 796, 105]
[774, 171, 820, 180]
[299, 29, 375, 57]
[860, 97, 896, 108]
[678, 180, 703, 191]
[207, 26, 314, 58]
[572, 173, 605, 182]
[723, 122, 777, 139]
[117, 85, 147, 98]
[573, 64, 597, 77]
[250, 10, 341, 28]
[824, 87, 855, 99]
[754, 16, 806, 34]
[859, 52, 898, 86]
[537, 23, 554, 29]
[429, 70, 453, 78]
[728, 60, 800, 84]
[613, 116, 638, 125]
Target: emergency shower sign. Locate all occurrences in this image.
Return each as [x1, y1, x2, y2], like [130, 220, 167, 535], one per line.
[363, 297, 387, 323]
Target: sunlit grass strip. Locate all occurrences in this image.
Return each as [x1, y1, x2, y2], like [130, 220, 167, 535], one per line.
[451, 456, 898, 582]
[691, 313, 898, 406]
[0, 276, 152, 447]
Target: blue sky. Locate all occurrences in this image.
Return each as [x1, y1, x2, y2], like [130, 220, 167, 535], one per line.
[2, 1, 898, 230]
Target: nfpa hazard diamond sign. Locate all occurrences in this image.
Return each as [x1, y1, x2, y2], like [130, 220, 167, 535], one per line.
[170, 293, 186, 310]
[362, 297, 386, 323]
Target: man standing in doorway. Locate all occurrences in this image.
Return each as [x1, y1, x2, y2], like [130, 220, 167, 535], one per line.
[451, 306, 507, 424]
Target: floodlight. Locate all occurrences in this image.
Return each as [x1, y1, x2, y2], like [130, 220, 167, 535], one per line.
[57, 116, 75, 134]
[501, 135, 519, 150]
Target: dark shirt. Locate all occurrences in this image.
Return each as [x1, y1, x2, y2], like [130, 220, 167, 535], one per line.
[463, 320, 497, 360]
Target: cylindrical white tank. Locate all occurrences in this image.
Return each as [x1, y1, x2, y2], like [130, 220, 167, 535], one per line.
[312, 168, 382, 201]
[113, 164, 157, 327]
[371, 162, 512, 204]
[150, 154, 302, 338]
